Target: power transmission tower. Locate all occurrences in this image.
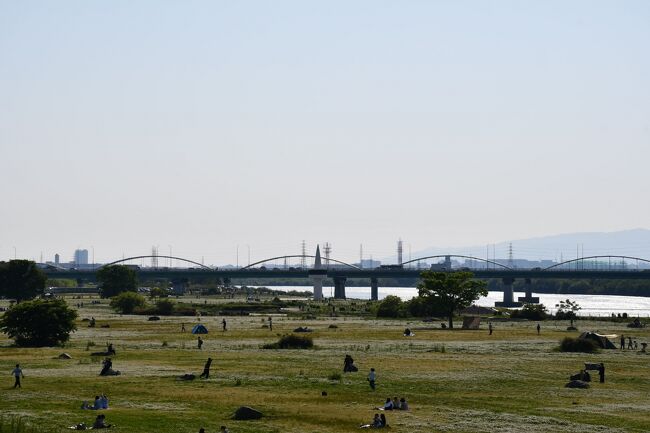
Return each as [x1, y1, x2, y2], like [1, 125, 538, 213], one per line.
[323, 242, 331, 266]
[300, 240, 307, 268]
[507, 243, 514, 268]
[151, 246, 159, 268]
[397, 239, 403, 265]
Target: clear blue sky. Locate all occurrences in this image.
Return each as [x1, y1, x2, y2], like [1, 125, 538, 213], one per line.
[1, 1, 649, 265]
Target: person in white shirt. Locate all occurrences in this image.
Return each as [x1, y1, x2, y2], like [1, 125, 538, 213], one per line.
[11, 364, 24, 388]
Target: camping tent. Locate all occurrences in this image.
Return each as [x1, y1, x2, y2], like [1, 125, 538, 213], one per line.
[579, 331, 616, 349]
[191, 324, 208, 334]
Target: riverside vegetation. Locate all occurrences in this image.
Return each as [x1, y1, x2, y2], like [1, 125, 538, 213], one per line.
[1, 295, 649, 433]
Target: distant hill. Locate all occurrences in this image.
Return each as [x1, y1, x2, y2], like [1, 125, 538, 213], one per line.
[392, 228, 650, 264]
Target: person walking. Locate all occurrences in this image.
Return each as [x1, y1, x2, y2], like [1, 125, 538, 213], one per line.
[11, 364, 24, 388]
[367, 368, 376, 391]
[488, 322, 493, 335]
[222, 318, 227, 332]
[268, 316, 273, 331]
[181, 323, 186, 332]
[199, 357, 212, 379]
[620, 334, 625, 350]
[536, 323, 541, 335]
[627, 337, 633, 350]
[197, 336, 203, 349]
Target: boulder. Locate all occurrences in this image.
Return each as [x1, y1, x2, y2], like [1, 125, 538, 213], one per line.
[565, 380, 590, 389]
[233, 406, 263, 420]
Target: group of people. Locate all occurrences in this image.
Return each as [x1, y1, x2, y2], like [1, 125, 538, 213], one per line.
[620, 335, 641, 350]
[379, 397, 409, 411]
[360, 413, 388, 429]
[81, 394, 109, 410]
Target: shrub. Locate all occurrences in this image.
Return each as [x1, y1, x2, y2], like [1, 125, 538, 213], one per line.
[559, 337, 599, 353]
[376, 295, 405, 318]
[511, 303, 548, 320]
[110, 292, 146, 314]
[263, 334, 313, 349]
[155, 299, 175, 315]
[97, 265, 138, 298]
[0, 299, 77, 347]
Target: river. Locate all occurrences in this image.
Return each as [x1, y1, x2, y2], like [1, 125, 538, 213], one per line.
[256, 285, 650, 317]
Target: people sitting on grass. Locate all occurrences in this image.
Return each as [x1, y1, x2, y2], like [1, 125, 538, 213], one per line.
[81, 394, 109, 410]
[381, 397, 393, 410]
[360, 413, 383, 428]
[399, 397, 409, 410]
[92, 414, 111, 429]
[392, 397, 399, 409]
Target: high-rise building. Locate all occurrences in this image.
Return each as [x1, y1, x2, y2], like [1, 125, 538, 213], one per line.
[54, 253, 60, 265]
[74, 249, 89, 265]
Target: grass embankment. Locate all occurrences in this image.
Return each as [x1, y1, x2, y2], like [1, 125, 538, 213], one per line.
[1, 297, 649, 432]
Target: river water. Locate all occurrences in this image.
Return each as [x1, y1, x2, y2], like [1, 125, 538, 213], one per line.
[260, 285, 650, 317]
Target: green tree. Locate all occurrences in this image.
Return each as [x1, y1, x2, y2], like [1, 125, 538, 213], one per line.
[149, 287, 169, 299]
[0, 299, 77, 346]
[0, 260, 47, 301]
[376, 295, 405, 318]
[97, 265, 138, 298]
[109, 291, 146, 314]
[555, 299, 581, 327]
[155, 298, 175, 315]
[417, 271, 488, 329]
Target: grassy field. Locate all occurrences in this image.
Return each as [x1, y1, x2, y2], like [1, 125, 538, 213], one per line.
[1, 297, 649, 433]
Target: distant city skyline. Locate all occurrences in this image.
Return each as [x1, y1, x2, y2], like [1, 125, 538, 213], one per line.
[2, 1, 649, 266]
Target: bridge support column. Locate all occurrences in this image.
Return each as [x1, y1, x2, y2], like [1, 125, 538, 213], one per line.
[333, 276, 347, 299]
[495, 277, 521, 308]
[518, 278, 539, 303]
[370, 277, 379, 301]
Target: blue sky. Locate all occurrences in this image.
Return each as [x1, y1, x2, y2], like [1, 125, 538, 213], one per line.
[1, 1, 649, 265]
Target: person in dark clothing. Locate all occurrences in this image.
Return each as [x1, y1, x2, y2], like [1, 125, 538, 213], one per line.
[598, 363, 605, 383]
[536, 323, 541, 335]
[11, 364, 24, 388]
[268, 316, 273, 331]
[488, 322, 493, 335]
[620, 334, 625, 350]
[199, 357, 212, 379]
[222, 319, 227, 332]
[197, 336, 203, 349]
[627, 337, 633, 350]
[100, 358, 112, 376]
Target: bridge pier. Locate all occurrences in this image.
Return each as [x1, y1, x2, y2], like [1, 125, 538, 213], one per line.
[333, 276, 347, 299]
[518, 278, 540, 304]
[495, 277, 522, 308]
[370, 277, 379, 301]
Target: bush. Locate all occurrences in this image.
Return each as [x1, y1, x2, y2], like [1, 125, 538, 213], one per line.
[376, 295, 405, 318]
[155, 299, 175, 315]
[263, 334, 314, 349]
[110, 292, 146, 314]
[0, 299, 77, 347]
[559, 337, 599, 353]
[511, 303, 548, 320]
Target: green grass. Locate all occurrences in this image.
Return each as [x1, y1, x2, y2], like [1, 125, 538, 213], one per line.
[1, 296, 649, 432]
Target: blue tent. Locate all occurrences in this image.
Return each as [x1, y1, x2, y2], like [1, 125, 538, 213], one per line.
[191, 324, 208, 334]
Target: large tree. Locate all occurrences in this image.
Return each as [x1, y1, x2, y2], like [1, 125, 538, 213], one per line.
[0, 260, 47, 301]
[0, 298, 77, 346]
[417, 271, 488, 329]
[97, 265, 138, 298]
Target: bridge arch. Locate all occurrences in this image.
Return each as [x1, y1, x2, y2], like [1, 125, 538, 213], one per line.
[241, 255, 361, 270]
[542, 255, 650, 271]
[100, 255, 213, 270]
[400, 254, 514, 270]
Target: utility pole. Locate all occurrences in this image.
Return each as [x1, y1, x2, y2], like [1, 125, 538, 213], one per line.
[300, 240, 307, 268]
